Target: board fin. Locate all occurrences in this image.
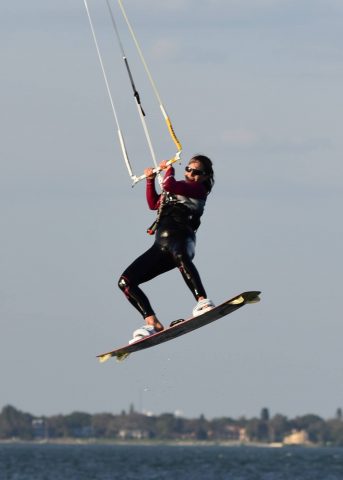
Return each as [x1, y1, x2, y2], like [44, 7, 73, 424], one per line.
[116, 352, 130, 362]
[246, 295, 260, 304]
[98, 354, 112, 363]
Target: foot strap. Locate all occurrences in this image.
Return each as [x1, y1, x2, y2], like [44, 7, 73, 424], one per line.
[192, 298, 215, 317]
[129, 325, 156, 344]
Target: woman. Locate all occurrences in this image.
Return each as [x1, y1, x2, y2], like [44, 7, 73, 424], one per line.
[118, 154, 215, 343]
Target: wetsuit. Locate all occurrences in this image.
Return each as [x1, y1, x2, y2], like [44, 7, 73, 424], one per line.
[118, 166, 208, 318]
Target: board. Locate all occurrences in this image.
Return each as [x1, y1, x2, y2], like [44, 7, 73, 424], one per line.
[97, 290, 261, 362]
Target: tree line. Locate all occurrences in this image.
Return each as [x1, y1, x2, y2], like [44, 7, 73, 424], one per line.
[1, 405, 343, 446]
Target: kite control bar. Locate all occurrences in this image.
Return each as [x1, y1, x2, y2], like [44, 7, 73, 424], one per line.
[131, 152, 182, 187]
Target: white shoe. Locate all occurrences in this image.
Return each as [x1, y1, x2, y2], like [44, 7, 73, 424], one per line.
[128, 325, 156, 344]
[192, 299, 215, 317]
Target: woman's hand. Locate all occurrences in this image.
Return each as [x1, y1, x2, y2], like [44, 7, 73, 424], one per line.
[144, 167, 155, 180]
[159, 160, 169, 170]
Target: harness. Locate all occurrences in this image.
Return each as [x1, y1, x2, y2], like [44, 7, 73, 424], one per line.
[147, 192, 202, 235]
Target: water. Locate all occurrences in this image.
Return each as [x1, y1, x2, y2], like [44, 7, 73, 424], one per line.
[0, 444, 343, 480]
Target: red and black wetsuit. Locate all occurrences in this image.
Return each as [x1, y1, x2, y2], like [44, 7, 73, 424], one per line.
[118, 166, 209, 319]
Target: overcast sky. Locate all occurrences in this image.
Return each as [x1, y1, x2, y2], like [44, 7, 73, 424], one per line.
[1, 0, 342, 420]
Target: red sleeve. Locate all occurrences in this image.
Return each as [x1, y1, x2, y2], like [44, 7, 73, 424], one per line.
[162, 166, 207, 199]
[146, 178, 161, 210]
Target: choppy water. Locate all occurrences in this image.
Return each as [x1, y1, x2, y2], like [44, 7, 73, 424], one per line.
[0, 443, 343, 480]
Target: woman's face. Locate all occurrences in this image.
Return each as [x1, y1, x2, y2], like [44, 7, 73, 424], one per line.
[184, 160, 207, 183]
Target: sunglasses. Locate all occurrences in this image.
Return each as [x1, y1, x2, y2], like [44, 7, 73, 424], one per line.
[185, 166, 206, 176]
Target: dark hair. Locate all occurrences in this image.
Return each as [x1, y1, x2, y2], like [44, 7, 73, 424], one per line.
[190, 154, 214, 193]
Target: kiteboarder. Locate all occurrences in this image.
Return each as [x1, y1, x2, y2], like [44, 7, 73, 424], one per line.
[118, 155, 215, 342]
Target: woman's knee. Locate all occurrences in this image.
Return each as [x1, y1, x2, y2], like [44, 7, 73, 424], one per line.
[174, 250, 194, 268]
[118, 275, 130, 292]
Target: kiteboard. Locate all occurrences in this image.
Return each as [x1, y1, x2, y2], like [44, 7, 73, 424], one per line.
[97, 291, 261, 363]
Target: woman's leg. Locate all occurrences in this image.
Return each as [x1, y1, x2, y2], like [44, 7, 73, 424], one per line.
[170, 235, 207, 300]
[118, 244, 174, 329]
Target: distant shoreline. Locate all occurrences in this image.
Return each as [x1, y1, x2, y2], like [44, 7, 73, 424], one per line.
[0, 438, 314, 448]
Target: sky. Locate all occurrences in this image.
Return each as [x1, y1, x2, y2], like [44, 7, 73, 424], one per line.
[1, 0, 342, 421]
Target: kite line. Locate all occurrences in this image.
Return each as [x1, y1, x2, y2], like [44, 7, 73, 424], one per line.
[83, 0, 182, 186]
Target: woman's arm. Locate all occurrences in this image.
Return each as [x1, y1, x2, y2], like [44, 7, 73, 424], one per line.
[163, 166, 207, 199]
[145, 168, 160, 210]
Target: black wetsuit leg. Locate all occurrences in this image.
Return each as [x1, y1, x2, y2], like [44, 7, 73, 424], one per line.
[118, 228, 207, 319]
[118, 243, 175, 318]
[169, 236, 207, 300]
[156, 228, 207, 300]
